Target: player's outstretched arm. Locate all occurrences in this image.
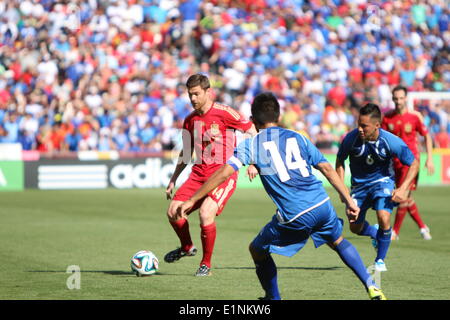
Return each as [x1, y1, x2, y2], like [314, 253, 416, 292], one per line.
[424, 133, 435, 175]
[335, 158, 346, 183]
[315, 162, 359, 222]
[392, 158, 420, 203]
[334, 158, 349, 204]
[415, 110, 435, 175]
[244, 125, 259, 181]
[166, 127, 194, 199]
[166, 150, 190, 200]
[177, 164, 236, 218]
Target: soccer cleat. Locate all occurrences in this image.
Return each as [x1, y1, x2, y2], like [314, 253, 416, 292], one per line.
[368, 286, 387, 300]
[371, 224, 379, 249]
[164, 246, 197, 263]
[420, 226, 432, 240]
[194, 264, 211, 277]
[391, 230, 399, 241]
[374, 259, 387, 272]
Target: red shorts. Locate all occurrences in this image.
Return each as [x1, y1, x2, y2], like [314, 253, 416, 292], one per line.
[394, 163, 418, 191]
[173, 171, 238, 216]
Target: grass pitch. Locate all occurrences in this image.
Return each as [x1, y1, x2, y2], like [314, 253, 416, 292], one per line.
[0, 186, 449, 300]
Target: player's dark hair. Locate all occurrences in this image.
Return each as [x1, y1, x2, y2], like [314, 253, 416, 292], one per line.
[251, 92, 280, 125]
[392, 85, 408, 96]
[186, 74, 210, 90]
[360, 103, 382, 121]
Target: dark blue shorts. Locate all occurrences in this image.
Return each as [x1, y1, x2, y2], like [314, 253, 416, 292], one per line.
[251, 200, 343, 257]
[351, 179, 397, 224]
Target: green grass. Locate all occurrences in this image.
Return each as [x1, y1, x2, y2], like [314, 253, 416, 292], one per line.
[0, 187, 449, 300]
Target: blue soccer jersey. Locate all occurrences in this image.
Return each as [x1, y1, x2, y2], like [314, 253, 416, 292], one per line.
[337, 128, 415, 187]
[227, 127, 330, 225]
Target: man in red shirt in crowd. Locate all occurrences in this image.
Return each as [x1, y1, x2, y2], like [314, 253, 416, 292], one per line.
[164, 74, 257, 276]
[381, 85, 434, 240]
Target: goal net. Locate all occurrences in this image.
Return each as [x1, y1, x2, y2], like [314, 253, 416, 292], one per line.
[407, 91, 450, 111]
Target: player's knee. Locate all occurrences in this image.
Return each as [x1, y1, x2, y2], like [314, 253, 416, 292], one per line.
[198, 206, 209, 219]
[376, 211, 391, 229]
[249, 244, 261, 261]
[248, 243, 256, 256]
[249, 242, 267, 262]
[328, 236, 343, 250]
[166, 203, 179, 221]
[399, 202, 408, 209]
[166, 210, 176, 221]
[378, 219, 390, 230]
[199, 202, 217, 225]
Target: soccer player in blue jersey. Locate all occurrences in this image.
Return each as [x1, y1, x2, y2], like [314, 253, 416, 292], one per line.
[336, 103, 419, 272]
[177, 92, 386, 300]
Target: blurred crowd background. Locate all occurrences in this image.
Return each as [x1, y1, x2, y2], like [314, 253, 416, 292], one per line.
[0, 0, 449, 154]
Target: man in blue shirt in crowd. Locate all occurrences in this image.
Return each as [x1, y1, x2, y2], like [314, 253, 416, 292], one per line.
[178, 92, 386, 300]
[336, 103, 419, 272]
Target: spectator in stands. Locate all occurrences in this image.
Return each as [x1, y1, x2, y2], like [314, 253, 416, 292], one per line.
[0, 0, 448, 155]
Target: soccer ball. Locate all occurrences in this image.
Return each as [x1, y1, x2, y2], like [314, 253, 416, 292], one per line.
[130, 250, 159, 277]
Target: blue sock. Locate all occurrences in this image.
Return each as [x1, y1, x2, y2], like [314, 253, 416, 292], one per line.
[254, 255, 281, 300]
[375, 227, 392, 261]
[358, 221, 378, 239]
[335, 238, 376, 289]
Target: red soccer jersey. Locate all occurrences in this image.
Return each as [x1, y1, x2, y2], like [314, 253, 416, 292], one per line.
[183, 102, 253, 177]
[381, 110, 428, 158]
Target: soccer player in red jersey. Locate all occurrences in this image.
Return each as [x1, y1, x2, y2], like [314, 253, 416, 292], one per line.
[381, 85, 434, 240]
[164, 74, 257, 276]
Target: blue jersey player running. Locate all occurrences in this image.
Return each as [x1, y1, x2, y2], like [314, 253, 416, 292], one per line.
[178, 92, 386, 300]
[336, 103, 419, 272]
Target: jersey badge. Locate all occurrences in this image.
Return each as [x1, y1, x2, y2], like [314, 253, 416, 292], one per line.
[366, 154, 374, 165]
[210, 123, 220, 135]
[404, 123, 412, 133]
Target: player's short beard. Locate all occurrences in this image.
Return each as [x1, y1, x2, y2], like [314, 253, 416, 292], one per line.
[395, 102, 405, 112]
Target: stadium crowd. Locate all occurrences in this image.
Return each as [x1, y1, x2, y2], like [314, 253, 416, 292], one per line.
[0, 0, 449, 154]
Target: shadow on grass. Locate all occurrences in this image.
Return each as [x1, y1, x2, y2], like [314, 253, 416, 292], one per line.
[26, 270, 196, 276]
[215, 266, 342, 271]
[27, 265, 342, 276]
[27, 270, 134, 276]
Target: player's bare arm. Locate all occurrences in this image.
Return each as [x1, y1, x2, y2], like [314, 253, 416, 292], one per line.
[334, 158, 348, 203]
[166, 149, 192, 200]
[392, 158, 420, 203]
[166, 127, 194, 200]
[243, 124, 259, 181]
[424, 133, 435, 175]
[414, 110, 435, 175]
[316, 162, 359, 223]
[177, 164, 235, 217]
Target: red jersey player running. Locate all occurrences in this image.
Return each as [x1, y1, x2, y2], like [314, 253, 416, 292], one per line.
[165, 74, 257, 276]
[381, 85, 434, 240]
